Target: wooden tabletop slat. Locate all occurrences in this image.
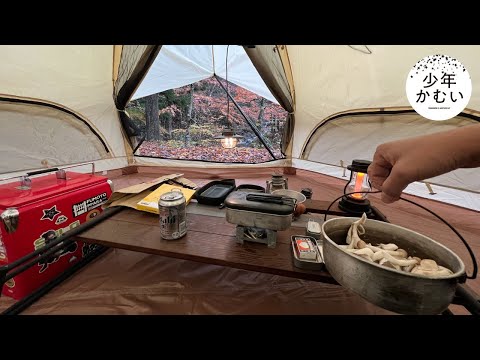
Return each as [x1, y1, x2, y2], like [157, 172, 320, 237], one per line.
[77, 212, 335, 283]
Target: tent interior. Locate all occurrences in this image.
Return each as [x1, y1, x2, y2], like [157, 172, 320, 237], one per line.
[1, 45, 479, 315]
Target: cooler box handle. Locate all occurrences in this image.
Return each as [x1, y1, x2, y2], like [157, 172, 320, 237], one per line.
[26, 168, 59, 176]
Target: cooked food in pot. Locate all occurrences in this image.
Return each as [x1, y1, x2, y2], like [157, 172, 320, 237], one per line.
[338, 213, 454, 277]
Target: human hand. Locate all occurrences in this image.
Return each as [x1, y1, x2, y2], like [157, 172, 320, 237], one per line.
[367, 129, 470, 203]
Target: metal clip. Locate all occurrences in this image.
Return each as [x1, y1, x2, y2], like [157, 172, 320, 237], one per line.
[56, 169, 67, 180]
[17, 176, 31, 190]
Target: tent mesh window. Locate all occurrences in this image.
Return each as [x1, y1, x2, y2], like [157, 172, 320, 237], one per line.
[302, 109, 480, 193]
[125, 78, 287, 163]
[0, 99, 109, 174]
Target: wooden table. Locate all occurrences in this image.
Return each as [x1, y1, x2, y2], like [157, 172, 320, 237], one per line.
[77, 205, 337, 284]
[75, 167, 480, 315]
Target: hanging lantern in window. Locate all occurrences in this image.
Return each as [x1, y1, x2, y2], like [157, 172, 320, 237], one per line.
[215, 128, 243, 149]
[338, 159, 373, 216]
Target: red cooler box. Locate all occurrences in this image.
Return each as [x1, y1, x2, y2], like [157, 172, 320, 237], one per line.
[0, 167, 113, 300]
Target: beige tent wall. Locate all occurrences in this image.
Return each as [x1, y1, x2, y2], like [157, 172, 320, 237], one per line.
[292, 159, 480, 211]
[288, 45, 480, 159]
[285, 45, 480, 209]
[114, 45, 150, 100]
[301, 112, 480, 192]
[245, 45, 295, 156]
[3, 44, 478, 209]
[0, 45, 128, 174]
[0, 101, 110, 174]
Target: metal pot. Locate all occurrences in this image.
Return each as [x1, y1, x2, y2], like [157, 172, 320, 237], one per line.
[321, 217, 466, 315]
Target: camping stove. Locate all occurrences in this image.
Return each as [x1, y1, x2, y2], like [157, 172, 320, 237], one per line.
[224, 192, 295, 248]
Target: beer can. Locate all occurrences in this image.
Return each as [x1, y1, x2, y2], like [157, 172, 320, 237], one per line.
[158, 189, 187, 240]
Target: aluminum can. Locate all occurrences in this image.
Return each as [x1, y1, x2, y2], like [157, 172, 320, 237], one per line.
[158, 189, 187, 240]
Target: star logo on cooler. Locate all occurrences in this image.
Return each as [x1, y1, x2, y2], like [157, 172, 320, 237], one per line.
[41, 205, 61, 221]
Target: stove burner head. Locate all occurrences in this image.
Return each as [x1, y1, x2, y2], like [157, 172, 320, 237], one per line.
[236, 226, 278, 248]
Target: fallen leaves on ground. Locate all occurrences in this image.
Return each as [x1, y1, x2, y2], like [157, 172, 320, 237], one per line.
[137, 141, 283, 163]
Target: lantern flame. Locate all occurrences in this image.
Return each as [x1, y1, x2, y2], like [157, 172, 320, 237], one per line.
[351, 172, 365, 199]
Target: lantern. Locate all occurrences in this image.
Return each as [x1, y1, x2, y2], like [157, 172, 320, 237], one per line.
[338, 159, 373, 215]
[216, 128, 243, 149]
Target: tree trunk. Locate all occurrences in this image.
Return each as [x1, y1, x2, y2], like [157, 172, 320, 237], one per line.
[208, 82, 215, 97]
[271, 118, 276, 142]
[145, 93, 159, 141]
[185, 84, 194, 146]
[257, 98, 266, 127]
[167, 115, 172, 138]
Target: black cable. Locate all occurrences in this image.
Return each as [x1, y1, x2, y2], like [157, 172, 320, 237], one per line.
[323, 190, 477, 280]
[399, 196, 477, 280]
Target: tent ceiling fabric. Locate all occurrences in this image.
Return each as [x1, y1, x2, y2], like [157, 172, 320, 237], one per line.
[131, 45, 278, 104]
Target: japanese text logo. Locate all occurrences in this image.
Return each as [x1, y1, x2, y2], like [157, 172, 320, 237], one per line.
[406, 54, 471, 121]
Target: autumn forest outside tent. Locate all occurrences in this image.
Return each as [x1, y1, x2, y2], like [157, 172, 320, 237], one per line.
[121, 46, 289, 165]
[1, 45, 480, 210]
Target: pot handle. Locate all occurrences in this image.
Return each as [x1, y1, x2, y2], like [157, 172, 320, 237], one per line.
[398, 197, 477, 280]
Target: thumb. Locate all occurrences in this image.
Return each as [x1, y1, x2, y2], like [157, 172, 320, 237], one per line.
[380, 165, 411, 203]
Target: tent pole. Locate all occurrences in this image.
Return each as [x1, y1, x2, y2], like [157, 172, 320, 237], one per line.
[214, 75, 276, 160]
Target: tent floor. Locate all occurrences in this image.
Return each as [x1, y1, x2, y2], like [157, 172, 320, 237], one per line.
[1, 166, 478, 315]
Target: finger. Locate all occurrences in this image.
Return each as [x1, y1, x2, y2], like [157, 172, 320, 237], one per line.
[372, 146, 393, 168]
[368, 163, 391, 190]
[368, 164, 390, 178]
[380, 164, 411, 203]
[381, 191, 399, 204]
[368, 150, 393, 177]
[369, 175, 387, 190]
